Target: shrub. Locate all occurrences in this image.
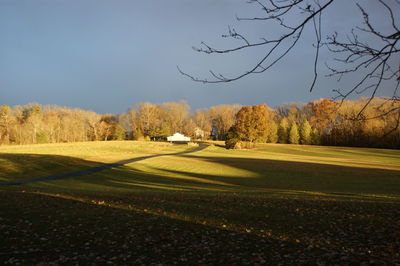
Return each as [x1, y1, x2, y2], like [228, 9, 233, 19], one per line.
[132, 130, 144, 140]
[225, 137, 240, 149]
[187, 142, 199, 147]
[36, 132, 49, 144]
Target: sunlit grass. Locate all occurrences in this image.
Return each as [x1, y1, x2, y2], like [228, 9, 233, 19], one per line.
[0, 141, 188, 163]
[1, 141, 399, 196]
[0, 141, 190, 181]
[198, 143, 400, 170]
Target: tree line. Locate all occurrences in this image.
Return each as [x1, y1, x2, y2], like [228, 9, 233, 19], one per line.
[226, 98, 399, 149]
[0, 97, 398, 148]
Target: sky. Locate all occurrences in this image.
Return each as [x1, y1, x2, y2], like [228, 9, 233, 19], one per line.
[0, 0, 396, 114]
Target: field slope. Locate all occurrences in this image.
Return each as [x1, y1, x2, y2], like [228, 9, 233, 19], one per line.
[1, 141, 399, 265]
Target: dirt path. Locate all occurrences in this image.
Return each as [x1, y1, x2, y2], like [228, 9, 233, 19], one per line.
[0, 144, 208, 185]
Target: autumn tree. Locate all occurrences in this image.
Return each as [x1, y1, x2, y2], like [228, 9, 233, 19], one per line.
[124, 108, 143, 140]
[309, 99, 337, 135]
[276, 103, 308, 126]
[226, 104, 272, 148]
[208, 104, 241, 140]
[58, 108, 89, 142]
[97, 115, 111, 141]
[85, 110, 102, 141]
[233, 106, 254, 142]
[42, 108, 60, 143]
[1, 98, 398, 148]
[237, 104, 271, 142]
[319, 98, 400, 147]
[117, 113, 132, 139]
[12, 105, 25, 144]
[136, 102, 162, 138]
[0, 105, 12, 144]
[193, 109, 212, 140]
[21, 104, 43, 144]
[181, 118, 197, 138]
[161, 100, 190, 134]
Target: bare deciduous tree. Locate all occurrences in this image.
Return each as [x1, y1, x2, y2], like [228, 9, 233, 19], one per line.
[179, 0, 399, 118]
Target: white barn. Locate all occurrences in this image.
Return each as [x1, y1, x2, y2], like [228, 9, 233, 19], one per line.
[167, 132, 190, 142]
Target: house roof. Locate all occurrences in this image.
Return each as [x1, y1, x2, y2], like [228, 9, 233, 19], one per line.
[167, 132, 190, 141]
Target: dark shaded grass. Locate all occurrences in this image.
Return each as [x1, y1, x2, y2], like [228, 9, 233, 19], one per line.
[1, 191, 399, 265]
[0, 191, 320, 265]
[0, 153, 102, 182]
[176, 155, 400, 195]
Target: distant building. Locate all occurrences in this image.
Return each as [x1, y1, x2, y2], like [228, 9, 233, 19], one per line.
[167, 132, 191, 142]
[194, 127, 205, 140]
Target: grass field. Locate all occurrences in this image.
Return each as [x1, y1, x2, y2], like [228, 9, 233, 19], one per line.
[1, 141, 399, 265]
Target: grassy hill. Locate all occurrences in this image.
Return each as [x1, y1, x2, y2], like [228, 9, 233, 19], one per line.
[1, 141, 399, 264]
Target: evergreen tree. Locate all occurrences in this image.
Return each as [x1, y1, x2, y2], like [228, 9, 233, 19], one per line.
[289, 122, 300, 144]
[300, 119, 312, 144]
[311, 127, 321, 145]
[278, 118, 289, 143]
[113, 124, 126, 140]
[268, 121, 278, 143]
[225, 126, 240, 149]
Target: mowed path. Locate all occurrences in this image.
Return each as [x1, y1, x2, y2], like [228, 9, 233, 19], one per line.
[0, 144, 208, 185]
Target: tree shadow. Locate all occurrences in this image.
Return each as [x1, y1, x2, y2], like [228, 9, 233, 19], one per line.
[1, 153, 400, 264]
[172, 154, 400, 196]
[2, 151, 400, 196]
[1, 186, 399, 265]
[0, 144, 208, 185]
[0, 153, 102, 183]
[0, 190, 315, 265]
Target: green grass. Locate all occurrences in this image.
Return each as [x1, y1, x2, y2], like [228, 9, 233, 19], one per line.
[0, 141, 191, 182]
[1, 141, 400, 264]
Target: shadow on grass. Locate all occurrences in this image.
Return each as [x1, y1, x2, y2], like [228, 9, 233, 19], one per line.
[1, 187, 400, 265]
[1, 151, 400, 196]
[1, 153, 400, 264]
[0, 144, 207, 185]
[174, 155, 400, 196]
[0, 153, 102, 183]
[0, 190, 311, 265]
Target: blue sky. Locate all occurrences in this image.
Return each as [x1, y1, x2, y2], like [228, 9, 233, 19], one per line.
[0, 0, 394, 113]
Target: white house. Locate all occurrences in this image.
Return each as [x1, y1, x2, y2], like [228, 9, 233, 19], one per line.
[167, 132, 190, 142]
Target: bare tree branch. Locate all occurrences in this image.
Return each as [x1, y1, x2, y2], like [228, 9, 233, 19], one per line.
[179, 0, 400, 116]
[180, 0, 334, 83]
